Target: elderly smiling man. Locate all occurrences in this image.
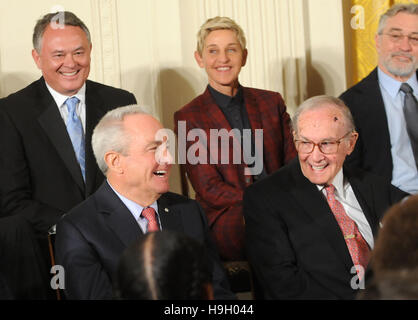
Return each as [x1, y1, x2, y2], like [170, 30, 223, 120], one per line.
[243, 96, 408, 300]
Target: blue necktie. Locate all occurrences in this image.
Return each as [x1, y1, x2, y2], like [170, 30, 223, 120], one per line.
[65, 97, 85, 181]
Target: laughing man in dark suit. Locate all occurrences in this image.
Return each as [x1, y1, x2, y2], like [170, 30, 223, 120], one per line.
[244, 96, 407, 299]
[55, 105, 234, 300]
[0, 11, 136, 299]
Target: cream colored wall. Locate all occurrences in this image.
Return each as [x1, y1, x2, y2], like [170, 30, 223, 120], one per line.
[0, 0, 348, 195]
[305, 0, 347, 98]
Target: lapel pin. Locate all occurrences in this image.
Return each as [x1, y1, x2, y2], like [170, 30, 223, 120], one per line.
[164, 208, 169, 213]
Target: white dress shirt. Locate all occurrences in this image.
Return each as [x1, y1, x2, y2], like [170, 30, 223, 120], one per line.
[317, 169, 374, 249]
[45, 82, 87, 133]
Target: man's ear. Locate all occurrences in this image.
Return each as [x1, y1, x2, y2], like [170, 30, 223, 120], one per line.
[104, 151, 123, 174]
[194, 51, 204, 68]
[347, 131, 359, 155]
[375, 33, 381, 55]
[32, 49, 42, 70]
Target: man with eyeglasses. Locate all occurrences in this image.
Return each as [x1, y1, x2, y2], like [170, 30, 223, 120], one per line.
[243, 96, 407, 299]
[340, 3, 418, 194]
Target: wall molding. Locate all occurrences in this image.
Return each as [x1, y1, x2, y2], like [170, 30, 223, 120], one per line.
[90, 0, 121, 88]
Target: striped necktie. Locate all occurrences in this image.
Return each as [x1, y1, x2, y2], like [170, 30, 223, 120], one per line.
[141, 207, 160, 232]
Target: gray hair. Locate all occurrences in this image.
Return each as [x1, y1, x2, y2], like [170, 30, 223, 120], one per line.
[33, 11, 91, 53]
[292, 95, 356, 135]
[377, 3, 418, 35]
[92, 105, 150, 175]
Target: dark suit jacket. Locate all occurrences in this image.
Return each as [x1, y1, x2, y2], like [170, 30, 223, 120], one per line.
[0, 77, 136, 298]
[0, 77, 136, 234]
[0, 270, 13, 300]
[243, 158, 408, 299]
[174, 86, 296, 260]
[340, 69, 418, 183]
[55, 181, 234, 300]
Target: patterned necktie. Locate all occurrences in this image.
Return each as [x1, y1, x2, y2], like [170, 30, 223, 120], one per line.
[400, 83, 418, 169]
[65, 97, 85, 181]
[141, 207, 160, 232]
[325, 185, 370, 274]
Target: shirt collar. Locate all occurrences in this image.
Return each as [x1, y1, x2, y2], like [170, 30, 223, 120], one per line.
[208, 84, 243, 109]
[316, 168, 345, 196]
[106, 180, 158, 220]
[377, 67, 418, 98]
[45, 82, 86, 109]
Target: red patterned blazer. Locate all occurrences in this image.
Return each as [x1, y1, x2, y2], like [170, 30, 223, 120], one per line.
[174, 85, 296, 260]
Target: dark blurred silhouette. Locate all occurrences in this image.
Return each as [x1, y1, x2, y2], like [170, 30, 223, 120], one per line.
[359, 194, 418, 299]
[372, 195, 418, 275]
[115, 230, 213, 300]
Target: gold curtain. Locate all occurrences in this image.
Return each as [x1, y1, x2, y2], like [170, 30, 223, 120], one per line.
[347, 0, 416, 86]
[349, 0, 393, 86]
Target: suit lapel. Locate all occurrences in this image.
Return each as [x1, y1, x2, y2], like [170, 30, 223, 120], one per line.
[98, 182, 143, 247]
[202, 86, 263, 130]
[200, 86, 250, 177]
[243, 88, 262, 130]
[200, 87, 232, 131]
[199, 87, 246, 171]
[357, 69, 392, 161]
[289, 161, 354, 271]
[158, 194, 185, 233]
[84, 81, 108, 196]
[243, 88, 265, 176]
[100, 188, 185, 246]
[36, 79, 85, 193]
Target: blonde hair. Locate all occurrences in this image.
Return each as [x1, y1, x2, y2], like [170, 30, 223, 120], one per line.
[196, 16, 246, 55]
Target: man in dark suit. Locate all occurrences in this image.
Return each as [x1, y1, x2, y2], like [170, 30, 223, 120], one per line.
[244, 96, 408, 299]
[0, 11, 136, 299]
[55, 105, 234, 300]
[174, 16, 296, 261]
[340, 3, 418, 194]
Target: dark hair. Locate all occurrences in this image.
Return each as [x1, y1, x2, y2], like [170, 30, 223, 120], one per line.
[358, 268, 418, 300]
[115, 231, 212, 300]
[371, 195, 418, 275]
[33, 11, 91, 52]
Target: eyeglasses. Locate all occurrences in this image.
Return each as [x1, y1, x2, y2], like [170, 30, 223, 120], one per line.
[380, 33, 418, 46]
[294, 131, 353, 154]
